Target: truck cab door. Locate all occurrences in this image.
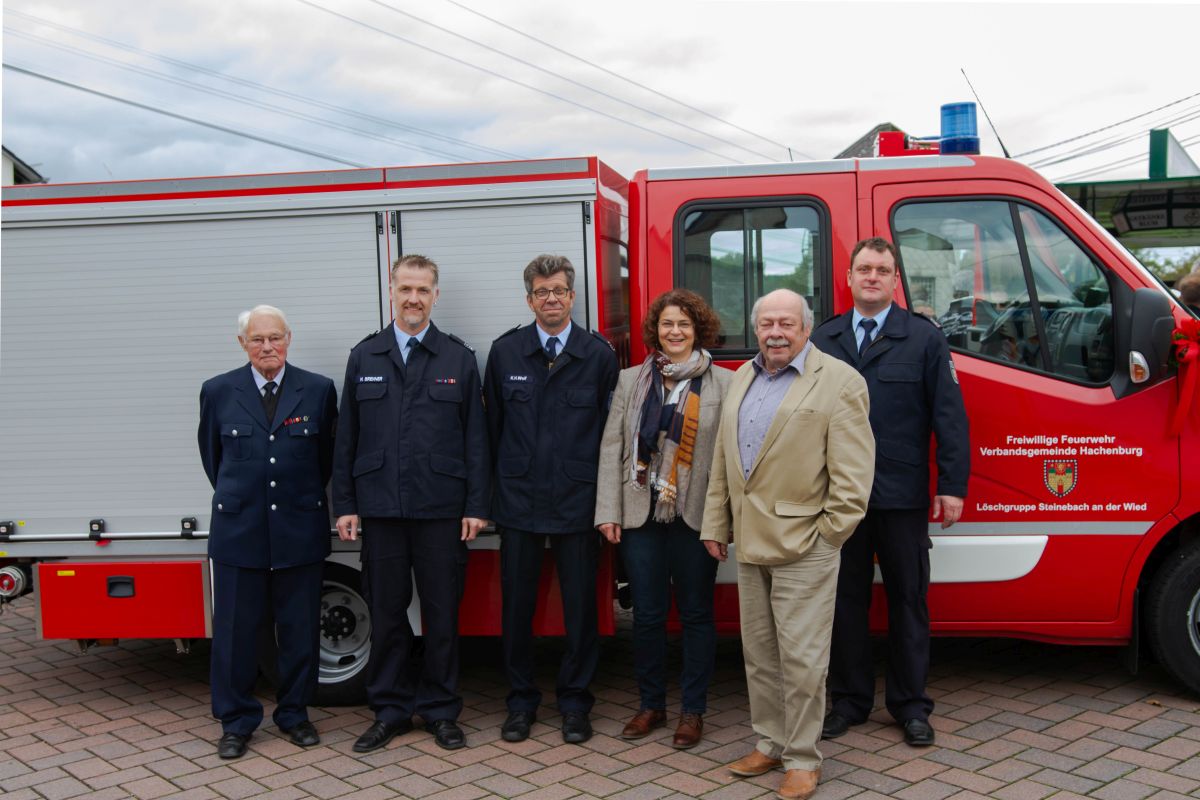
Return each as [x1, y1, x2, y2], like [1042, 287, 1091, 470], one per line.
[871, 179, 1179, 634]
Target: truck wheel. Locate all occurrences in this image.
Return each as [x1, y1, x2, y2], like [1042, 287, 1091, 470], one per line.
[1145, 539, 1200, 694]
[259, 563, 371, 706]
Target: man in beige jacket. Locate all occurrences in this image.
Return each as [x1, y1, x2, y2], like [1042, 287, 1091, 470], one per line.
[701, 289, 874, 800]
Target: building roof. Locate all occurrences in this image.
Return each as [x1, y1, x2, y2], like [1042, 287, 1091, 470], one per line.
[835, 123, 901, 159]
[3, 146, 46, 184]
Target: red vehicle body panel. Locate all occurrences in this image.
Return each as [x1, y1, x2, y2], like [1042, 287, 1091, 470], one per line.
[36, 560, 210, 639]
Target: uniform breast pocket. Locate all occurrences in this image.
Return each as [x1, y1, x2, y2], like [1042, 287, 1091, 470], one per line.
[221, 422, 254, 462]
[564, 388, 595, 412]
[878, 363, 922, 383]
[356, 381, 388, 402]
[429, 383, 463, 404]
[502, 383, 532, 403]
[287, 421, 320, 459]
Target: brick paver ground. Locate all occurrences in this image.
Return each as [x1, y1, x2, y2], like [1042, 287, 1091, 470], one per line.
[2, 593, 1198, 799]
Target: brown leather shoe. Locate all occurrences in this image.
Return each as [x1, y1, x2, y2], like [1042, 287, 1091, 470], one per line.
[776, 768, 820, 800]
[671, 712, 703, 749]
[727, 750, 783, 777]
[620, 709, 667, 740]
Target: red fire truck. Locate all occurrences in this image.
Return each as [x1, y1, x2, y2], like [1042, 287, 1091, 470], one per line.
[2, 147, 1198, 703]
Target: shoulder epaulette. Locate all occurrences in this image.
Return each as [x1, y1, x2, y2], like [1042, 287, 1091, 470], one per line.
[496, 324, 522, 340]
[913, 311, 941, 328]
[447, 332, 475, 353]
[355, 329, 381, 346]
[591, 330, 617, 351]
[815, 311, 848, 329]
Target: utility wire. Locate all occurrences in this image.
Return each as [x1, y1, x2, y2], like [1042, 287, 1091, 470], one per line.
[5, 7, 521, 161]
[440, 0, 811, 158]
[1029, 106, 1200, 169]
[1052, 132, 1200, 182]
[364, 0, 780, 162]
[3, 63, 369, 168]
[294, 0, 747, 163]
[1015, 90, 1200, 158]
[5, 26, 491, 163]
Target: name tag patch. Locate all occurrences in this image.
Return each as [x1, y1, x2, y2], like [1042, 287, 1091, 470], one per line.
[358, 376, 385, 383]
[507, 375, 531, 382]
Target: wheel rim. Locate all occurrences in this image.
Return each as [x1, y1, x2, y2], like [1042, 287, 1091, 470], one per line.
[319, 578, 371, 686]
[1189, 583, 1200, 659]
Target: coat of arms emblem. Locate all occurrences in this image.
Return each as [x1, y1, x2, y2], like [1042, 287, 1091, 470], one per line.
[1044, 459, 1077, 497]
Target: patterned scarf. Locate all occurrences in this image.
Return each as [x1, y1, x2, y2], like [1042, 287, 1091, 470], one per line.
[629, 349, 711, 522]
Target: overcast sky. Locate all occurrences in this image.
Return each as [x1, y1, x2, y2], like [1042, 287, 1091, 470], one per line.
[3, 1, 1199, 186]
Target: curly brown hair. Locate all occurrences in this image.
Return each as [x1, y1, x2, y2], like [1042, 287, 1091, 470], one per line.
[642, 288, 722, 352]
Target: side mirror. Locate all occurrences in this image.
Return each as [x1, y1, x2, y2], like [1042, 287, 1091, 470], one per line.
[1126, 287, 1174, 386]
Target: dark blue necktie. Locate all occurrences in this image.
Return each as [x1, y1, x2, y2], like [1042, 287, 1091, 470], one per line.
[857, 319, 877, 360]
[545, 336, 560, 362]
[262, 380, 278, 424]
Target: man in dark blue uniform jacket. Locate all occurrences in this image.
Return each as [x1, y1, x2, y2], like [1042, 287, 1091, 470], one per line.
[198, 305, 338, 759]
[484, 254, 619, 745]
[811, 237, 970, 748]
[332, 255, 489, 753]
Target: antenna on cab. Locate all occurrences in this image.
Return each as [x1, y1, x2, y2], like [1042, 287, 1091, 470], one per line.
[961, 68, 1012, 158]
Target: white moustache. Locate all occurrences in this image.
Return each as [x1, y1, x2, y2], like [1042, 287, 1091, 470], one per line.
[765, 337, 789, 347]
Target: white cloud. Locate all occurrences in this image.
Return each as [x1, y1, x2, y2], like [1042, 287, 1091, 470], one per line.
[3, 0, 1198, 183]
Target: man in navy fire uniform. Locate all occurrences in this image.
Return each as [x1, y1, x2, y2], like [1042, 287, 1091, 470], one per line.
[811, 237, 970, 748]
[198, 304, 338, 759]
[484, 254, 619, 744]
[333, 255, 490, 752]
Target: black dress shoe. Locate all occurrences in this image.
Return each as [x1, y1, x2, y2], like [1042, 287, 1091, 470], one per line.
[821, 711, 853, 739]
[903, 718, 936, 747]
[352, 719, 413, 753]
[426, 719, 466, 750]
[217, 732, 249, 759]
[283, 720, 320, 747]
[561, 711, 592, 744]
[501, 710, 536, 742]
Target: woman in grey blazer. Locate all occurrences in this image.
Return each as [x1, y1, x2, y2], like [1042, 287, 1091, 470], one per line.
[596, 289, 732, 749]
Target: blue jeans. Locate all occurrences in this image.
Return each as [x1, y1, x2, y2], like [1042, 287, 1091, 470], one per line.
[620, 517, 718, 714]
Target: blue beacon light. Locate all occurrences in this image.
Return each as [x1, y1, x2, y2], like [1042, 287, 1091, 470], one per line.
[940, 102, 980, 155]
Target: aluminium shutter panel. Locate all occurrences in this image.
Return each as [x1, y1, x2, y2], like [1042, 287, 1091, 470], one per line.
[399, 202, 588, 369]
[0, 212, 379, 535]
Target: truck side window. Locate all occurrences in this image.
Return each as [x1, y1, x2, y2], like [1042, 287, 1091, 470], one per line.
[679, 203, 823, 351]
[894, 199, 1114, 384]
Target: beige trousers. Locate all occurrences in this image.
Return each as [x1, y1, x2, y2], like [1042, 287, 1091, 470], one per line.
[737, 535, 841, 771]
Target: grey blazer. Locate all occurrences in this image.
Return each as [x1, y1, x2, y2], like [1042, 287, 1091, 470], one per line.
[594, 362, 734, 532]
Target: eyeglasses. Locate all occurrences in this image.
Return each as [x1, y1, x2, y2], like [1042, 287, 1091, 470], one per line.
[246, 334, 287, 348]
[531, 287, 571, 300]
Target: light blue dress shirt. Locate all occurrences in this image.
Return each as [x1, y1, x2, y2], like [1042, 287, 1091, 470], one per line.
[393, 322, 430, 363]
[852, 303, 893, 350]
[536, 320, 572, 354]
[737, 341, 812, 478]
[251, 364, 286, 396]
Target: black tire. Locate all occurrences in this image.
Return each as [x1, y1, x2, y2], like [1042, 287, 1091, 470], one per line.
[258, 562, 372, 706]
[1145, 538, 1200, 695]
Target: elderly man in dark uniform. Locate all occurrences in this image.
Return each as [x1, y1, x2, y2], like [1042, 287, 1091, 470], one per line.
[333, 255, 490, 752]
[811, 237, 970, 747]
[198, 304, 338, 759]
[484, 254, 619, 744]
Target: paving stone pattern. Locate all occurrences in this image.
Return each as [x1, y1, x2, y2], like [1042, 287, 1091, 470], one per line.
[2, 594, 1199, 799]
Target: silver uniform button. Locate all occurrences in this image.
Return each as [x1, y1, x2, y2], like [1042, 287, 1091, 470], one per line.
[269, 434, 275, 441]
[303, 428, 309, 434]
[270, 504, 277, 511]
[269, 457, 276, 464]
[217, 503, 224, 511]
[231, 429, 237, 436]
[270, 481, 276, 488]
